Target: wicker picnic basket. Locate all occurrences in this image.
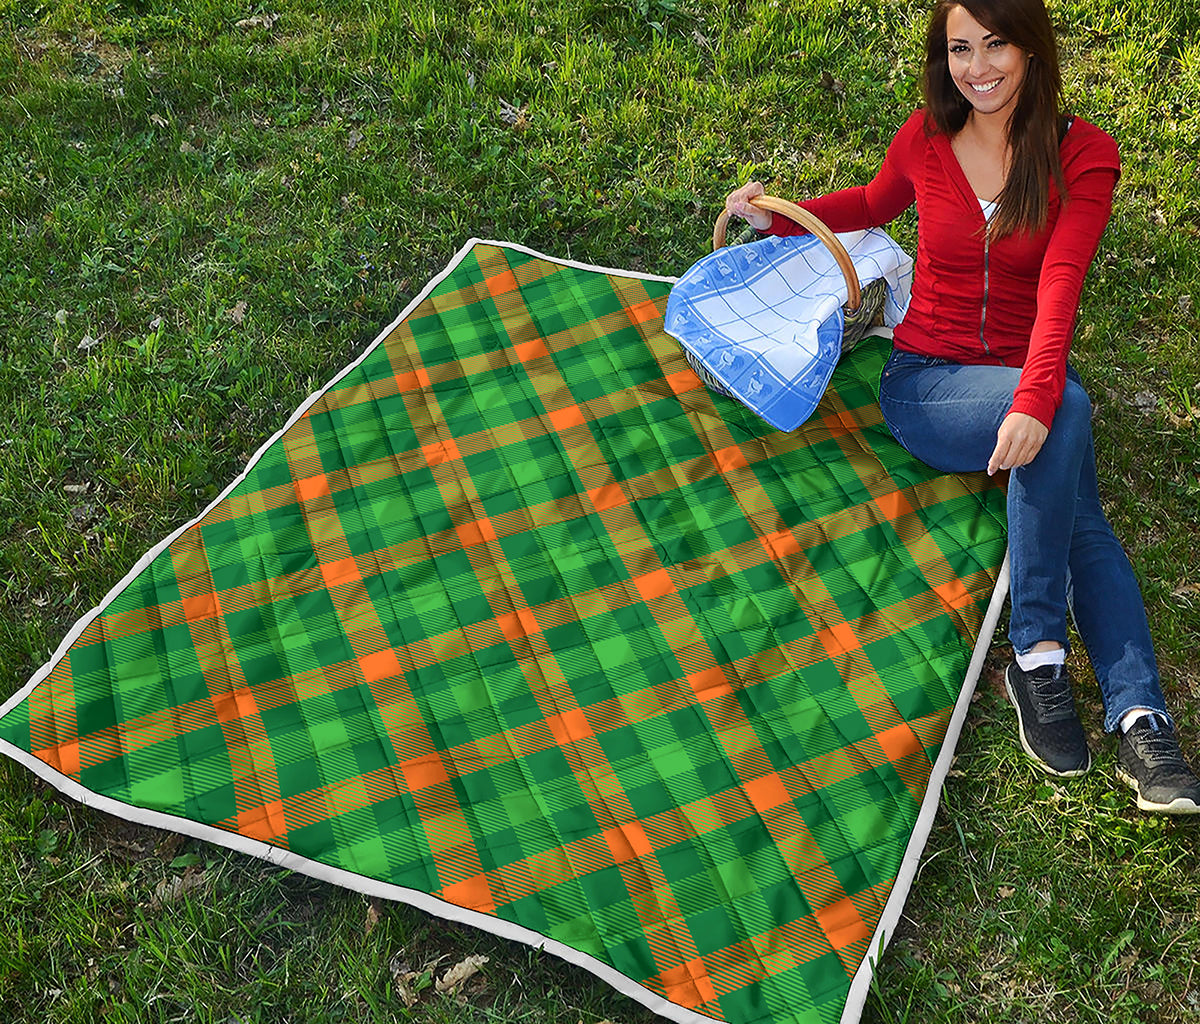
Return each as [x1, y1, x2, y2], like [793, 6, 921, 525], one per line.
[683, 195, 888, 399]
[716, 194, 889, 341]
[667, 192, 902, 427]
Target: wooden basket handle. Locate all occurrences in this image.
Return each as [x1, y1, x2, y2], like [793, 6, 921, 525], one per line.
[713, 195, 861, 312]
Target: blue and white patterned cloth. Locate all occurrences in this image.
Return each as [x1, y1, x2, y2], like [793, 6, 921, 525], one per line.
[665, 229, 914, 432]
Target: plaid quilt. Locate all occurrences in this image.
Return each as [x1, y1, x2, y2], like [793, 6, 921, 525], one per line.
[0, 241, 1007, 1024]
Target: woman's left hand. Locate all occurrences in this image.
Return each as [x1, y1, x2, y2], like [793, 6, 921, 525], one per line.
[987, 412, 1049, 475]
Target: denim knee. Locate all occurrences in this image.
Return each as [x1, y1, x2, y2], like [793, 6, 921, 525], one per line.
[1059, 379, 1091, 426]
[1040, 380, 1092, 457]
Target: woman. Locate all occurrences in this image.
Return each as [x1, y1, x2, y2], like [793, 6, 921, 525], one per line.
[726, 0, 1199, 814]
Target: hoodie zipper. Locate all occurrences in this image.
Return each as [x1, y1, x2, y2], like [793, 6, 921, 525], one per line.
[979, 226, 991, 356]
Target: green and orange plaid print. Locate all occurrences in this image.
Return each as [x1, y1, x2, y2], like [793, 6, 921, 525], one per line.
[0, 242, 1007, 1024]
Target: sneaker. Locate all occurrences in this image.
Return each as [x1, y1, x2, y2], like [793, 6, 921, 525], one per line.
[1004, 662, 1092, 776]
[1116, 716, 1200, 815]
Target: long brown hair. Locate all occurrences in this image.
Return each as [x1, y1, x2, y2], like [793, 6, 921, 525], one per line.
[922, 0, 1069, 239]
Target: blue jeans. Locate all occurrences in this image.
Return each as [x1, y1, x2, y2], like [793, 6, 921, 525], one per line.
[878, 349, 1168, 733]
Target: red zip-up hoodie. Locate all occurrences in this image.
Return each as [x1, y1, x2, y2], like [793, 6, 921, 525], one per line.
[766, 109, 1120, 429]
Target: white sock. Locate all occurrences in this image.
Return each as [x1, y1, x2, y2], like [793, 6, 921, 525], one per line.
[1120, 709, 1163, 733]
[1015, 648, 1066, 673]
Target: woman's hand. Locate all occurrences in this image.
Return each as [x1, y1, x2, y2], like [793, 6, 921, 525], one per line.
[725, 180, 773, 232]
[987, 412, 1049, 475]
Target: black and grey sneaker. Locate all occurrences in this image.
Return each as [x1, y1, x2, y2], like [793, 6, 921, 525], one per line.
[1004, 662, 1092, 777]
[1116, 716, 1200, 815]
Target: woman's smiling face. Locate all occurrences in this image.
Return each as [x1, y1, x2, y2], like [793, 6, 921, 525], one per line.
[945, 5, 1030, 120]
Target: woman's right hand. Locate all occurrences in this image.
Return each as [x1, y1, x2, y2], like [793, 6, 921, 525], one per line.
[725, 180, 773, 232]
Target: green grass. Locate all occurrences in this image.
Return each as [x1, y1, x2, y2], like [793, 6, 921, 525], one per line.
[1, 0, 1198, 1021]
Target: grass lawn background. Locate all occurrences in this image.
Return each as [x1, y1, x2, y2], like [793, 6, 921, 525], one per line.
[1, 0, 1198, 1020]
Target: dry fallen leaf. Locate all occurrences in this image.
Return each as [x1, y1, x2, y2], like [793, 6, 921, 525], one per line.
[364, 898, 381, 935]
[63, 483, 89, 494]
[236, 12, 279, 30]
[1132, 390, 1157, 412]
[347, 128, 364, 151]
[436, 954, 488, 994]
[227, 300, 248, 325]
[498, 98, 528, 128]
[393, 975, 419, 1007]
[997, 886, 1015, 899]
[77, 333, 100, 350]
[150, 113, 168, 128]
[388, 953, 422, 1007]
[151, 868, 208, 908]
[179, 140, 197, 154]
[819, 71, 845, 96]
[101, 839, 149, 865]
